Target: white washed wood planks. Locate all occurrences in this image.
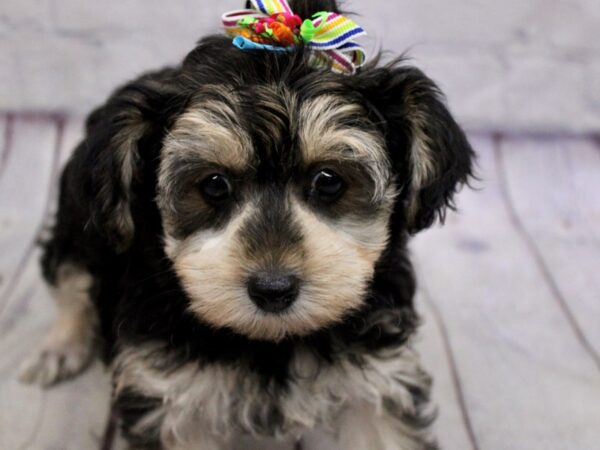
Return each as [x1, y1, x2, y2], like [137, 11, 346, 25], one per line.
[0, 117, 58, 311]
[0, 116, 58, 447]
[498, 137, 600, 364]
[411, 136, 600, 450]
[0, 117, 111, 450]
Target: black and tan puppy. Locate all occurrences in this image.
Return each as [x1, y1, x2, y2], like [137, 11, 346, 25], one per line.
[20, 0, 473, 448]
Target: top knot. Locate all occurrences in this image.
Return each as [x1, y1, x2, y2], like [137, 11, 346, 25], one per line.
[223, 0, 367, 74]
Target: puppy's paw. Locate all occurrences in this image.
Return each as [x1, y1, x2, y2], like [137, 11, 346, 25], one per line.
[19, 330, 95, 387]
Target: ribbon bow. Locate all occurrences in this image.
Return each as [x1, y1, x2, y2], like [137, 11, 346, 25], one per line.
[222, 0, 367, 74]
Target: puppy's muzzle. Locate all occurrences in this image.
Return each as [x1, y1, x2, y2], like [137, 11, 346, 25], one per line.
[247, 272, 300, 313]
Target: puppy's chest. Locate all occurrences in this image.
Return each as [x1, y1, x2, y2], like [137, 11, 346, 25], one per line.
[113, 344, 422, 440]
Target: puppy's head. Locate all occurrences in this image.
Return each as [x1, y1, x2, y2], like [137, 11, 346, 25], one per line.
[156, 83, 394, 340]
[87, 1, 473, 341]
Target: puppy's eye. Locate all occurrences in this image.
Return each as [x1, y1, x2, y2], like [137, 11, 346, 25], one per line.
[199, 174, 232, 204]
[311, 169, 345, 202]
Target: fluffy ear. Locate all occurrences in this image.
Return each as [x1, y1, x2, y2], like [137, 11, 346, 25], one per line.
[360, 62, 474, 233]
[78, 69, 181, 252]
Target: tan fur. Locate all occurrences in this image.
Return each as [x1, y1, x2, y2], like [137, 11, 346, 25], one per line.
[403, 93, 437, 225]
[162, 87, 253, 172]
[246, 84, 299, 145]
[20, 264, 97, 387]
[287, 201, 388, 332]
[168, 204, 262, 338]
[112, 341, 434, 449]
[298, 95, 391, 201]
[165, 191, 392, 341]
[105, 90, 151, 249]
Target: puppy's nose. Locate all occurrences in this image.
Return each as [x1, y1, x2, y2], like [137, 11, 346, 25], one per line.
[247, 272, 299, 313]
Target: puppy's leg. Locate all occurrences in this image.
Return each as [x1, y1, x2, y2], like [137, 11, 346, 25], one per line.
[333, 401, 437, 450]
[162, 432, 232, 450]
[113, 355, 233, 450]
[20, 263, 98, 387]
[306, 347, 437, 450]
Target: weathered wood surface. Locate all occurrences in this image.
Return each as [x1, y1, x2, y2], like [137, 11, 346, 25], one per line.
[0, 116, 110, 450]
[0, 116, 598, 449]
[498, 137, 600, 365]
[411, 136, 600, 450]
[0, 117, 58, 312]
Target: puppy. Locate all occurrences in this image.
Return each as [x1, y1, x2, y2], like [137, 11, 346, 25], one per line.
[21, 0, 473, 448]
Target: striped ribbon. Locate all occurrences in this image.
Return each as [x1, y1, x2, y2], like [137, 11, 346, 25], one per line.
[222, 0, 367, 74]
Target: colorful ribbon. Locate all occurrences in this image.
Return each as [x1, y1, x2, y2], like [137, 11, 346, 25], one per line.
[222, 0, 367, 74]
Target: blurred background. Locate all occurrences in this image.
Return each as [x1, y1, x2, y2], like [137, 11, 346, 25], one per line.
[0, 1, 599, 450]
[1, 0, 599, 133]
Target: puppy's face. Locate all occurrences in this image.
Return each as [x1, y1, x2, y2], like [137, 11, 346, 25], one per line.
[158, 85, 396, 340]
[89, 41, 472, 341]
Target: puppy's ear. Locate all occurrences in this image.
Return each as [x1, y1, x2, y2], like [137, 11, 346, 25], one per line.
[361, 62, 474, 232]
[80, 69, 180, 252]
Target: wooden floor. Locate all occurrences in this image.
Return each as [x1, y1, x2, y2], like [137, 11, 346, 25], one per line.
[0, 114, 599, 449]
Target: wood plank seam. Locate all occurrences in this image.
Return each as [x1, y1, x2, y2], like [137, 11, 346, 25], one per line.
[493, 136, 600, 373]
[0, 116, 65, 316]
[419, 281, 481, 450]
[0, 113, 15, 179]
[591, 135, 600, 155]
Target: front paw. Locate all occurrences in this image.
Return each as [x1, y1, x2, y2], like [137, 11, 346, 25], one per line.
[19, 330, 95, 387]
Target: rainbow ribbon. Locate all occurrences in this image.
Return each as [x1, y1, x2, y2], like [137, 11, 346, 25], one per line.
[222, 0, 367, 74]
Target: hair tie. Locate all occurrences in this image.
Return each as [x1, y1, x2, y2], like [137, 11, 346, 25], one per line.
[222, 0, 367, 74]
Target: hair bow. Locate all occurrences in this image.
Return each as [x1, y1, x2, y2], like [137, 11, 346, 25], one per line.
[222, 0, 367, 74]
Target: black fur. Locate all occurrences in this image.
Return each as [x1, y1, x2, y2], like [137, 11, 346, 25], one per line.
[41, 0, 473, 446]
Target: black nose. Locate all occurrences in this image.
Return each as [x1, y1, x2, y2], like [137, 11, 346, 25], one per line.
[247, 272, 299, 313]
